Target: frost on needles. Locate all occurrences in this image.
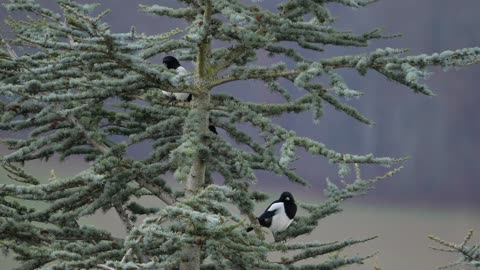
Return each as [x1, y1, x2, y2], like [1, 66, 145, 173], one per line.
[0, 1, 479, 270]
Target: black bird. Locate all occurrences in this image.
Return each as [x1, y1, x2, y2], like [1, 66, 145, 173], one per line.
[247, 192, 297, 233]
[162, 56, 217, 134]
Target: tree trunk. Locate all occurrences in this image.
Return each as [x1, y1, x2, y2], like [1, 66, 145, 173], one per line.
[179, 93, 209, 270]
[179, 2, 212, 269]
[179, 244, 201, 270]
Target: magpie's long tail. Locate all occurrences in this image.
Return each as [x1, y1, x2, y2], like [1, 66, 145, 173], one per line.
[208, 117, 218, 134]
[208, 124, 218, 134]
[246, 227, 254, 232]
[184, 94, 217, 134]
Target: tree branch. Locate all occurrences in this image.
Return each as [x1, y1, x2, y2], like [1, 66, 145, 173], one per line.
[114, 204, 134, 233]
[211, 69, 301, 88]
[3, 38, 176, 207]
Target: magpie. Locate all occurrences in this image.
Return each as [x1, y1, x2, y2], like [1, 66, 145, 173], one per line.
[162, 56, 218, 134]
[247, 191, 297, 234]
[162, 56, 192, 102]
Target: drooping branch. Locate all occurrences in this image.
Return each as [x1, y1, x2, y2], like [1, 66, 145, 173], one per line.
[211, 48, 480, 97]
[1, 35, 176, 207]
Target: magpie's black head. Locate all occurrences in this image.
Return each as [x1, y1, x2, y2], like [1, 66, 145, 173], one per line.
[279, 192, 294, 203]
[162, 56, 181, 69]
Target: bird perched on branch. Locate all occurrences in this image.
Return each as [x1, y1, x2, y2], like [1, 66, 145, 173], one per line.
[162, 56, 191, 101]
[162, 56, 218, 134]
[247, 191, 297, 234]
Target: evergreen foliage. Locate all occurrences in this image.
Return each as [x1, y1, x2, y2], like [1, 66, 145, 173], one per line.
[429, 230, 480, 269]
[0, 0, 479, 269]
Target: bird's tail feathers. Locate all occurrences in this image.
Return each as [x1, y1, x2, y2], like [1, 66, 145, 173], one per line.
[208, 124, 218, 134]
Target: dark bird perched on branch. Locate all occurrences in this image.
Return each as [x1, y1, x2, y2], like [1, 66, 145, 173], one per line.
[247, 191, 297, 234]
[162, 56, 191, 101]
[162, 56, 217, 134]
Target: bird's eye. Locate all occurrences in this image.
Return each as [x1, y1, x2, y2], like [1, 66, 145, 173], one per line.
[286, 197, 290, 200]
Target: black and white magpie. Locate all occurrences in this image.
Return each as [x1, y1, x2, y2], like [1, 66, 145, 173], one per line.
[162, 56, 217, 134]
[247, 191, 297, 234]
[162, 56, 192, 102]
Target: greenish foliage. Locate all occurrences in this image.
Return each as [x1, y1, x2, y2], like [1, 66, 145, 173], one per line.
[429, 230, 480, 269]
[0, 0, 479, 269]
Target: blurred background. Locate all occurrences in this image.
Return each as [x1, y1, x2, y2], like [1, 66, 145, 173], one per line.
[1, 0, 479, 269]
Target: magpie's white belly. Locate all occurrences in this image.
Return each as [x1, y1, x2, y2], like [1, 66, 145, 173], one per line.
[162, 66, 190, 101]
[161, 90, 190, 101]
[162, 90, 172, 97]
[269, 210, 293, 233]
[174, 92, 190, 101]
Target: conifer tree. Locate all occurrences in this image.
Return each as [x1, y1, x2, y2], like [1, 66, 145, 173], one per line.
[0, 1, 479, 269]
